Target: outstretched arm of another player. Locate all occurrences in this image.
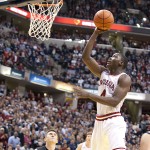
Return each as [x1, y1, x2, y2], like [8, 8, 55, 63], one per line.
[82, 28, 107, 78]
[74, 74, 131, 107]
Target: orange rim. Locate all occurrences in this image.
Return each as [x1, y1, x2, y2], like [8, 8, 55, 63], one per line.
[33, 0, 63, 7]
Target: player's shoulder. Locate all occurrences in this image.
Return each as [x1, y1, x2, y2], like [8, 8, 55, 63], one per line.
[119, 73, 131, 83]
[78, 142, 84, 147]
[121, 73, 131, 79]
[101, 69, 109, 75]
[77, 142, 83, 149]
[142, 132, 150, 138]
[140, 133, 150, 144]
[118, 73, 131, 89]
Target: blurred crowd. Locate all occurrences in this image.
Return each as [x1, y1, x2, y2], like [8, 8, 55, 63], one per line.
[49, 43, 150, 93]
[0, 1, 150, 150]
[50, 33, 150, 55]
[0, 82, 150, 150]
[58, 0, 150, 27]
[0, 21, 60, 78]
[0, 20, 150, 94]
[51, 29, 150, 50]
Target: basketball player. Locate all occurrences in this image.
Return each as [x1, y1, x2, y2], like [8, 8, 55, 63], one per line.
[74, 28, 131, 150]
[140, 126, 150, 150]
[36, 129, 58, 150]
[76, 131, 92, 150]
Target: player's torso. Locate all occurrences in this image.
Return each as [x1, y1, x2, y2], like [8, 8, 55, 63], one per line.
[81, 142, 91, 150]
[97, 71, 126, 115]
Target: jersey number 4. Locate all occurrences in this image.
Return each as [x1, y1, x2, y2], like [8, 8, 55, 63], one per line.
[101, 89, 106, 96]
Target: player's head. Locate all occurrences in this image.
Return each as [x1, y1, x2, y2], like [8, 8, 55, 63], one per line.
[106, 53, 128, 70]
[146, 125, 150, 131]
[44, 128, 58, 144]
[85, 131, 92, 143]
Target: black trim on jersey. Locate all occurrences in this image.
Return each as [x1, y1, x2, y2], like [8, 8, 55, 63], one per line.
[36, 146, 48, 150]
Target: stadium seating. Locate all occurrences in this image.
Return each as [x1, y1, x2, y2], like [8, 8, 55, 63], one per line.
[58, 0, 150, 28]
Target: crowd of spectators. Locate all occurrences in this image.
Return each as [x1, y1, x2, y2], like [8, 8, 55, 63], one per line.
[0, 20, 60, 78]
[0, 2, 150, 150]
[125, 50, 150, 93]
[58, 0, 150, 27]
[51, 28, 150, 51]
[49, 43, 150, 93]
[133, 0, 150, 25]
[0, 19, 150, 94]
[0, 83, 150, 150]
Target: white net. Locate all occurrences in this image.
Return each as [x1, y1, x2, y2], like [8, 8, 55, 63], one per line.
[28, 0, 63, 41]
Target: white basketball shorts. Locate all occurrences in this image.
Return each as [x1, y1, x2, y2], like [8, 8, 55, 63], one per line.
[91, 112, 126, 150]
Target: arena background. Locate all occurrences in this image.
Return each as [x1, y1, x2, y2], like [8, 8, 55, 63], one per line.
[0, 0, 150, 150]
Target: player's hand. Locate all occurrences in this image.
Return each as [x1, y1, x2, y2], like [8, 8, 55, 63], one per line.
[73, 86, 89, 99]
[94, 27, 108, 34]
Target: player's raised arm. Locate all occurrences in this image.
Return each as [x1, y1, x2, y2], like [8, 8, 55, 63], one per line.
[82, 28, 107, 78]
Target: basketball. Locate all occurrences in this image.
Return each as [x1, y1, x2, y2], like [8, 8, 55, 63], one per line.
[93, 9, 114, 30]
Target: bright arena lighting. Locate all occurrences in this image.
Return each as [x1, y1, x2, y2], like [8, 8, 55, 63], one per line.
[143, 18, 147, 21]
[136, 23, 140, 28]
[0, 0, 8, 2]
